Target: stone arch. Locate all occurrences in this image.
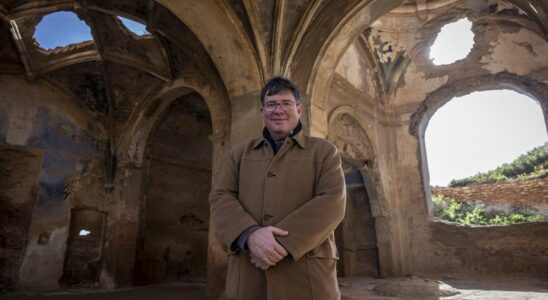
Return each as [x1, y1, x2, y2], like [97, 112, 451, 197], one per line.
[134, 91, 213, 284]
[409, 73, 548, 217]
[326, 107, 395, 277]
[327, 106, 376, 162]
[154, 0, 262, 98]
[290, 0, 403, 137]
[105, 73, 230, 287]
[120, 74, 231, 167]
[327, 108, 390, 218]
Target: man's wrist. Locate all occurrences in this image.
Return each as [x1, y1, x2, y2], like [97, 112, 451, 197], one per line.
[235, 225, 261, 251]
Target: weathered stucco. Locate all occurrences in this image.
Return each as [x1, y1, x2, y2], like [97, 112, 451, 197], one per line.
[0, 76, 97, 290]
[0, 0, 547, 299]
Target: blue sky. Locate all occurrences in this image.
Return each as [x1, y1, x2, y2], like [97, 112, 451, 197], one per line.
[34, 11, 92, 50]
[34, 11, 148, 50]
[118, 16, 149, 36]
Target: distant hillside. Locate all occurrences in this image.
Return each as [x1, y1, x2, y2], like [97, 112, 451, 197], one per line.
[449, 142, 548, 187]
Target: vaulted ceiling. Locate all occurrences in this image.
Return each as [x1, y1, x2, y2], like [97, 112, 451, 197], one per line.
[0, 0, 546, 139]
[0, 0, 221, 141]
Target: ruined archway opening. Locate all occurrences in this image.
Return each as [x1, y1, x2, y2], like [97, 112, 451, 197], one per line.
[134, 92, 212, 285]
[337, 164, 380, 278]
[327, 113, 380, 278]
[429, 18, 474, 65]
[423, 89, 547, 226]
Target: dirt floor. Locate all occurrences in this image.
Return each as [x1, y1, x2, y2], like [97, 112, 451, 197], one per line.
[339, 276, 548, 300]
[2, 276, 547, 300]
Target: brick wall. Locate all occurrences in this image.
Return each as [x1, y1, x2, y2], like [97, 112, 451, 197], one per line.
[432, 178, 548, 214]
[413, 178, 548, 277]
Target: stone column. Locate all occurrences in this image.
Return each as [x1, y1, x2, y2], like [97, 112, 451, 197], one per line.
[372, 119, 415, 276]
[101, 164, 143, 288]
[207, 132, 230, 300]
[229, 91, 263, 145]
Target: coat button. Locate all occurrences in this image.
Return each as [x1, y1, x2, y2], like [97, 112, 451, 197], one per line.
[267, 172, 275, 177]
[264, 214, 273, 221]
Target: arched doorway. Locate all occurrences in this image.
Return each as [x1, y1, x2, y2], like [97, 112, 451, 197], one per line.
[337, 164, 380, 277]
[134, 92, 212, 284]
[328, 112, 380, 277]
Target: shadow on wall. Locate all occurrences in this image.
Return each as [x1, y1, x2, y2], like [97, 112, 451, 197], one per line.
[133, 93, 212, 285]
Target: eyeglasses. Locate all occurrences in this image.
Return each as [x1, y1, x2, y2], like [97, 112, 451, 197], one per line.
[263, 101, 297, 112]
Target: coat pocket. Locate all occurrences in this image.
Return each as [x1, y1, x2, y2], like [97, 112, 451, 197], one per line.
[225, 254, 240, 299]
[306, 256, 340, 300]
[305, 235, 339, 259]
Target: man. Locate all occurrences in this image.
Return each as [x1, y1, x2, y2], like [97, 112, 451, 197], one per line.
[209, 76, 346, 300]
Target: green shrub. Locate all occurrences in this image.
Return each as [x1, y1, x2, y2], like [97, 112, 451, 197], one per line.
[463, 208, 487, 225]
[431, 195, 447, 217]
[431, 196, 545, 226]
[488, 215, 506, 225]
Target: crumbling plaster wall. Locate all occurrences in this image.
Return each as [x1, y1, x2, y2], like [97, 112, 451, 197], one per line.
[327, 0, 548, 278]
[385, 2, 548, 276]
[0, 144, 42, 291]
[0, 75, 100, 290]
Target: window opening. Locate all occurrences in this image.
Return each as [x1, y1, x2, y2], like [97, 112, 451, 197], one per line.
[117, 16, 150, 36]
[34, 11, 93, 50]
[430, 18, 474, 65]
[425, 90, 547, 225]
[78, 229, 91, 236]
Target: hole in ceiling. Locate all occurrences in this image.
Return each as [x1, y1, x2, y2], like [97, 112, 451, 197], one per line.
[34, 11, 93, 50]
[117, 16, 150, 36]
[79, 229, 91, 236]
[430, 18, 474, 65]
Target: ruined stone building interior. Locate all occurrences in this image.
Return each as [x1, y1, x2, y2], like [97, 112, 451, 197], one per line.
[0, 0, 547, 299]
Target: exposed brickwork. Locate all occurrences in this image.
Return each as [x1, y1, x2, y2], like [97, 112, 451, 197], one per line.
[432, 179, 548, 213]
[0, 145, 42, 291]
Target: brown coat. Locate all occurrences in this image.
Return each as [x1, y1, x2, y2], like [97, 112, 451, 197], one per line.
[209, 130, 346, 300]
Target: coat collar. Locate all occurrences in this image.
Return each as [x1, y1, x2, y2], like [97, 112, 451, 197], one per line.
[291, 129, 305, 149]
[252, 137, 267, 149]
[252, 121, 305, 150]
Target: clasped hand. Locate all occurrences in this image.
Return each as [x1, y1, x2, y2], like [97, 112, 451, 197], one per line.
[247, 226, 288, 270]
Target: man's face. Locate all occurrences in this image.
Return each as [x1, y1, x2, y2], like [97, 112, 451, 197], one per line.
[262, 90, 302, 139]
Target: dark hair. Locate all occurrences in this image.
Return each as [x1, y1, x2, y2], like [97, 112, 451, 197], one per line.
[260, 76, 301, 105]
